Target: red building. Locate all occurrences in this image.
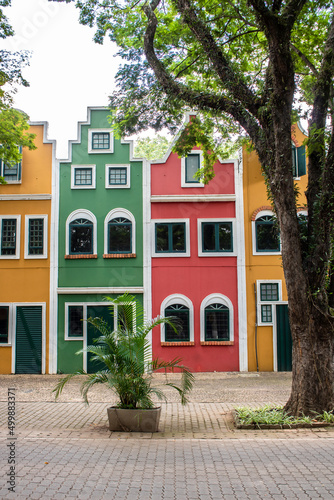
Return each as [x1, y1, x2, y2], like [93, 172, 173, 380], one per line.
[149, 116, 247, 372]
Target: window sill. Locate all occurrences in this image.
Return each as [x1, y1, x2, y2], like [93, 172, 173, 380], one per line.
[161, 341, 194, 347]
[65, 254, 97, 259]
[200, 341, 234, 346]
[103, 253, 136, 259]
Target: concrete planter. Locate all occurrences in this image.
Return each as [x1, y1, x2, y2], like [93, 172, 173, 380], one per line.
[107, 406, 161, 432]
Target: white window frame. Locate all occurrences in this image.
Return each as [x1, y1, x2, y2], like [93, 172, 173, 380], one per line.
[256, 280, 282, 326]
[24, 215, 48, 259]
[0, 303, 13, 345]
[152, 218, 190, 257]
[71, 165, 96, 189]
[65, 209, 97, 256]
[104, 208, 136, 255]
[252, 210, 281, 256]
[105, 164, 130, 189]
[200, 293, 234, 342]
[88, 129, 114, 154]
[181, 150, 204, 187]
[0, 215, 21, 260]
[198, 218, 236, 257]
[160, 294, 194, 343]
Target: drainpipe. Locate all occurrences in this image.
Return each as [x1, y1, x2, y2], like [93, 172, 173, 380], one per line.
[254, 283, 259, 372]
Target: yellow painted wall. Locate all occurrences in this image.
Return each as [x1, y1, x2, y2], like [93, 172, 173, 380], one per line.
[243, 124, 308, 371]
[0, 124, 53, 373]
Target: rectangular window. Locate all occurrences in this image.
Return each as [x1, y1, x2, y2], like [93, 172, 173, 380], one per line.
[202, 222, 233, 253]
[0, 147, 22, 182]
[155, 222, 186, 253]
[1, 219, 17, 255]
[185, 154, 200, 183]
[261, 304, 273, 323]
[75, 168, 92, 186]
[0, 306, 9, 343]
[109, 167, 127, 185]
[28, 219, 44, 255]
[260, 283, 279, 301]
[92, 132, 110, 150]
[68, 305, 84, 338]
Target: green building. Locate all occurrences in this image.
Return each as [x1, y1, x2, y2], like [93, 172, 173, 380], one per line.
[56, 108, 147, 373]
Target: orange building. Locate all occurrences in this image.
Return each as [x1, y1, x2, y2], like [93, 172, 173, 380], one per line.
[0, 121, 56, 373]
[242, 123, 308, 371]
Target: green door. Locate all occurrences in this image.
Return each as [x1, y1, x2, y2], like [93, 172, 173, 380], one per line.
[15, 306, 42, 374]
[276, 304, 292, 371]
[87, 305, 114, 373]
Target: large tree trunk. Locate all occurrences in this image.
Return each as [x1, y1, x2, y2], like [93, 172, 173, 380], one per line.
[285, 303, 334, 415]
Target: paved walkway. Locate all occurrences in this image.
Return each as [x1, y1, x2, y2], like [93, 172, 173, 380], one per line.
[1, 373, 334, 499]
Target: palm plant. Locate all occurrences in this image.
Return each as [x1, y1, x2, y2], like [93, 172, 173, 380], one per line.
[53, 293, 194, 409]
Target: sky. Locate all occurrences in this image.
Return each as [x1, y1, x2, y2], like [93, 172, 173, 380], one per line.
[2, 0, 121, 158]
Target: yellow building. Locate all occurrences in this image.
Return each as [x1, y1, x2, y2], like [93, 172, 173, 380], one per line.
[0, 121, 56, 373]
[242, 123, 308, 371]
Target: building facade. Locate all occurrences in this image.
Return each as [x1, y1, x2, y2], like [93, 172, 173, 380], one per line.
[0, 122, 56, 374]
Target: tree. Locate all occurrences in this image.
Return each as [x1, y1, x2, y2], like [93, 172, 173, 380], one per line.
[53, 0, 334, 416]
[0, 0, 35, 181]
[134, 134, 170, 160]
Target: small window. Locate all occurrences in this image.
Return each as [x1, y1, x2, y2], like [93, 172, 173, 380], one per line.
[108, 218, 132, 253]
[185, 154, 200, 183]
[155, 222, 186, 253]
[75, 168, 92, 186]
[261, 304, 273, 323]
[260, 283, 279, 301]
[1, 219, 17, 256]
[69, 218, 93, 255]
[28, 218, 44, 255]
[0, 306, 9, 343]
[255, 216, 280, 252]
[164, 304, 190, 342]
[106, 165, 130, 188]
[92, 132, 110, 150]
[68, 305, 84, 338]
[202, 222, 233, 252]
[205, 303, 230, 341]
[0, 147, 22, 182]
[88, 129, 113, 154]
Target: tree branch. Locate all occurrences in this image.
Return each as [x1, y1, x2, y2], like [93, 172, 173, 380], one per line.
[290, 43, 318, 76]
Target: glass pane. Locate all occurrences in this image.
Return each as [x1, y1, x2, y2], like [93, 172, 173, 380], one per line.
[109, 224, 131, 253]
[70, 221, 93, 254]
[218, 223, 232, 251]
[75, 168, 92, 185]
[185, 155, 200, 182]
[205, 305, 229, 340]
[165, 306, 190, 341]
[260, 283, 279, 301]
[29, 219, 44, 255]
[68, 306, 83, 337]
[1, 219, 16, 255]
[203, 223, 215, 251]
[172, 224, 185, 252]
[92, 133, 110, 149]
[256, 218, 280, 251]
[3, 163, 20, 181]
[156, 224, 169, 252]
[109, 168, 127, 185]
[0, 306, 9, 343]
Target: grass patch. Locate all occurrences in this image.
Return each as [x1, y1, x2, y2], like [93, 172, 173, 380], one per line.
[235, 405, 334, 428]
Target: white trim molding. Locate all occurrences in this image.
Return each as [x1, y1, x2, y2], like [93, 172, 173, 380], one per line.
[24, 214, 48, 259]
[104, 208, 136, 255]
[105, 164, 130, 189]
[252, 209, 281, 256]
[65, 209, 97, 256]
[57, 287, 144, 294]
[152, 218, 190, 258]
[200, 293, 234, 342]
[160, 294, 194, 343]
[71, 164, 96, 189]
[197, 218, 236, 257]
[181, 149, 204, 188]
[88, 128, 114, 154]
[151, 194, 236, 203]
[0, 215, 21, 260]
[0, 194, 52, 201]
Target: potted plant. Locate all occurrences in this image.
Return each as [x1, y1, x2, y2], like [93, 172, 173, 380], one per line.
[53, 293, 194, 432]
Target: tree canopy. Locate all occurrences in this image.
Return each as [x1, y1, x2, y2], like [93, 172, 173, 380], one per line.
[53, 0, 334, 416]
[134, 134, 170, 160]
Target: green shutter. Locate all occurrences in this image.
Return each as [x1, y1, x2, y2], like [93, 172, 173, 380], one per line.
[276, 305, 292, 371]
[297, 145, 306, 176]
[15, 306, 42, 374]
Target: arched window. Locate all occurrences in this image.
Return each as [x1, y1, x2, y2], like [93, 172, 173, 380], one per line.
[104, 209, 135, 256]
[253, 211, 280, 254]
[200, 294, 234, 342]
[66, 209, 97, 256]
[160, 294, 194, 343]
